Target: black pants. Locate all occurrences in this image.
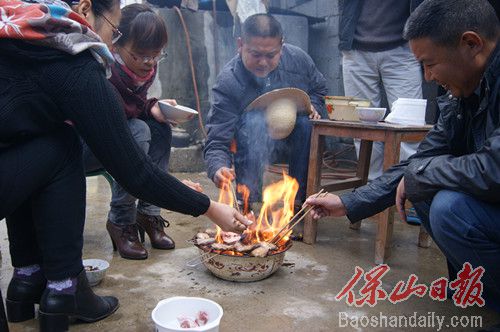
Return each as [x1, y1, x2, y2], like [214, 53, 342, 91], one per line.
[0, 126, 85, 280]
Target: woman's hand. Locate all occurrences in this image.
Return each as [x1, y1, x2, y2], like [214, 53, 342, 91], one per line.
[182, 179, 203, 192]
[151, 99, 178, 126]
[304, 193, 347, 220]
[204, 200, 252, 233]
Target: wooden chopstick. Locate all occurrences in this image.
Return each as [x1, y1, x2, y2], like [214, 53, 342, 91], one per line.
[230, 181, 241, 213]
[272, 192, 329, 245]
[269, 189, 325, 244]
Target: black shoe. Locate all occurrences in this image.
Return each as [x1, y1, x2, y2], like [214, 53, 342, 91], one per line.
[39, 270, 119, 332]
[6, 277, 46, 322]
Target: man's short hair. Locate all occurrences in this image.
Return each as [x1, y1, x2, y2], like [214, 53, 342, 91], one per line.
[241, 14, 283, 42]
[403, 0, 499, 47]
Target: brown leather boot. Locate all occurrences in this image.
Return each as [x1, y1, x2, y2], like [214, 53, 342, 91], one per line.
[106, 221, 148, 260]
[136, 213, 175, 250]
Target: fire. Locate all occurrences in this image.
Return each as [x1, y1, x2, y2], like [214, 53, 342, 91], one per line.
[216, 172, 299, 247]
[237, 184, 249, 214]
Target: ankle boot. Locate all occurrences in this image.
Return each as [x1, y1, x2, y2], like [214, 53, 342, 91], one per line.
[136, 213, 175, 249]
[106, 220, 148, 260]
[6, 277, 46, 322]
[39, 270, 119, 332]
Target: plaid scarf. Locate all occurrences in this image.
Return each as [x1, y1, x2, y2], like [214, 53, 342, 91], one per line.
[0, 0, 113, 73]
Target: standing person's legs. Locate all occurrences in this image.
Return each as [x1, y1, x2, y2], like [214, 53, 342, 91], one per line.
[234, 111, 270, 203]
[136, 119, 171, 216]
[107, 118, 149, 259]
[414, 191, 500, 312]
[0, 127, 118, 326]
[380, 44, 423, 162]
[1, 127, 85, 278]
[342, 49, 385, 180]
[108, 119, 150, 226]
[136, 119, 175, 249]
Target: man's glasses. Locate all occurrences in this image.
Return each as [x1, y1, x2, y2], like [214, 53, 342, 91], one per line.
[123, 48, 168, 64]
[100, 14, 122, 44]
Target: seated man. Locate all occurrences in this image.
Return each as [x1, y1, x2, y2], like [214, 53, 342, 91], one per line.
[306, 0, 500, 312]
[204, 13, 327, 208]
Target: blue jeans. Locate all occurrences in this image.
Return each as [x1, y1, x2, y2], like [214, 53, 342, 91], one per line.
[83, 118, 172, 225]
[233, 111, 311, 203]
[413, 190, 500, 312]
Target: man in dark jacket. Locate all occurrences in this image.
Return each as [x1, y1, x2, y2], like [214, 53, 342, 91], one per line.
[307, 0, 500, 312]
[204, 13, 327, 206]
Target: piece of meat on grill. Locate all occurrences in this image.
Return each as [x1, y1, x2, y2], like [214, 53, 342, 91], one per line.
[250, 246, 269, 257]
[196, 232, 210, 240]
[221, 231, 241, 244]
[233, 242, 258, 253]
[205, 228, 217, 237]
[260, 242, 277, 250]
[250, 242, 278, 257]
[196, 238, 215, 246]
[211, 243, 234, 251]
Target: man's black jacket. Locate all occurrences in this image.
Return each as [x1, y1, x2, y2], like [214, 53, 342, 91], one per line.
[341, 43, 500, 222]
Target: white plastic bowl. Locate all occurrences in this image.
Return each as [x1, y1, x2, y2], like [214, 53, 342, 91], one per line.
[158, 101, 198, 124]
[83, 258, 109, 287]
[356, 107, 386, 123]
[152, 297, 223, 332]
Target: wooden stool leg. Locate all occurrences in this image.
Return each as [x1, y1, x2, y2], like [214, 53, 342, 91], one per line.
[350, 140, 373, 231]
[304, 129, 324, 244]
[375, 208, 395, 264]
[374, 133, 400, 264]
[418, 225, 432, 248]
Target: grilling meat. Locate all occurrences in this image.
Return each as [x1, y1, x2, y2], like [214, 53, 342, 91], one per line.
[233, 242, 258, 253]
[250, 242, 277, 257]
[211, 243, 234, 251]
[221, 231, 241, 244]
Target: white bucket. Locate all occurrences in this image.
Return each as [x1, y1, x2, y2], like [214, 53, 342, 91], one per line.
[152, 297, 223, 332]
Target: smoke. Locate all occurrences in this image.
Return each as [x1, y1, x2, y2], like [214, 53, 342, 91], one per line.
[233, 109, 278, 203]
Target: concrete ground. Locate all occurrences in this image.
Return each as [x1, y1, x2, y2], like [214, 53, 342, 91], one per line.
[1, 172, 498, 331]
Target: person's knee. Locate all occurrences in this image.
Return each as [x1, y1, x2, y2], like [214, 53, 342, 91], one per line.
[295, 115, 311, 128]
[291, 115, 312, 138]
[128, 118, 151, 143]
[147, 119, 172, 140]
[429, 190, 470, 240]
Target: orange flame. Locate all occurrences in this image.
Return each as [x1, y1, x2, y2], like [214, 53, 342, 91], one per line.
[230, 139, 237, 154]
[237, 184, 250, 214]
[216, 171, 298, 246]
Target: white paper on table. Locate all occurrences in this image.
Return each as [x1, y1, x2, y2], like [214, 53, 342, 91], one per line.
[385, 98, 427, 126]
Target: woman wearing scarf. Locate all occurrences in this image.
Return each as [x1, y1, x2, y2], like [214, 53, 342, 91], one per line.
[0, 0, 250, 330]
[84, 4, 185, 260]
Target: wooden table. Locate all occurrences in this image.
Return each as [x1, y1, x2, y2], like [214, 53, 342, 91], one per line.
[304, 120, 432, 264]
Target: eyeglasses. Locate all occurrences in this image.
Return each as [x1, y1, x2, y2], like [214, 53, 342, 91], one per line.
[100, 14, 122, 44]
[122, 48, 168, 64]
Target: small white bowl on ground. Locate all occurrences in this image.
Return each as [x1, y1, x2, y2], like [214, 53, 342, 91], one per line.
[83, 258, 109, 287]
[356, 107, 386, 123]
[152, 297, 223, 332]
[158, 101, 198, 124]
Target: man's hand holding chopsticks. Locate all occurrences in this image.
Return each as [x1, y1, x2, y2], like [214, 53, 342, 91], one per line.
[214, 166, 235, 188]
[304, 193, 347, 220]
